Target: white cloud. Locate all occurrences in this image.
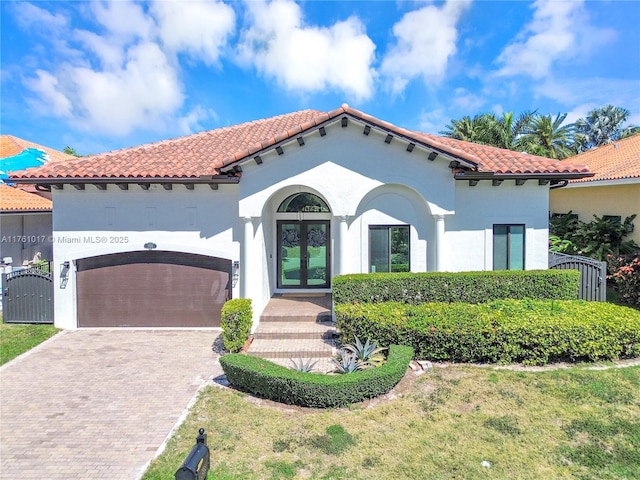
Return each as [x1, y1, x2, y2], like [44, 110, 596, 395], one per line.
[12, 2, 69, 31]
[151, 0, 235, 65]
[25, 70, 73, 117]
[535, 77, 640, 111]
[90, 0, 155, 44]
[380, 1, 471, 94]
[417, 108, 450, 135]
[176, 105, 218, 135]
[32, 42, 184, 136]
[450, 88, 485, 111]
[237, 0, 376, 101]
[495, 0, 616, 79]
[18, 0, 237, 137]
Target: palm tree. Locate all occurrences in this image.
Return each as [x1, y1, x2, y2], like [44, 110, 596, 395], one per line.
[573, 105, 637, 152]
[519, 113, 575, 159]
[440, 115, 489, 143]
[484, 111, 535, 150]
[441, 111, 535, 150]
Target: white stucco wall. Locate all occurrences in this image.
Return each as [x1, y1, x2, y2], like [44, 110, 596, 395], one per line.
[446, 181, 550, 271]
[47, 120, 554, 328]
[50, 184, 240, 329]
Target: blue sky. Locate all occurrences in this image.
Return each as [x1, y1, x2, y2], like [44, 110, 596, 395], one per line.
[2, 0, 639, 156]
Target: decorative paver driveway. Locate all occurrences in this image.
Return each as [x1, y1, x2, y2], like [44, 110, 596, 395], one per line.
[0, 329, 221, 479]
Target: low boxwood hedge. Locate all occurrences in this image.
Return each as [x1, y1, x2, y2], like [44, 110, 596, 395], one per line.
[332, 270, 580, 305]
[219, 344, 414, 408]
[335, 300, 640, 366]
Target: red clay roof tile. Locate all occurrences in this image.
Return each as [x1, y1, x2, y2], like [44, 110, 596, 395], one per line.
[564, 134, 640, 183]
[11, 105, 591, 181]
[0, 184, 52, 212]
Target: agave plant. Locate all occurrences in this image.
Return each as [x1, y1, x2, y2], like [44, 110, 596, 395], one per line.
[332, 351, 361, 374]
[342, 336, 387, 368]
[290, 357, 318, 372]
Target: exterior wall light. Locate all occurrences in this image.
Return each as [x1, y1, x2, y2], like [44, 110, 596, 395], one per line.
[60, 261, 70, 289]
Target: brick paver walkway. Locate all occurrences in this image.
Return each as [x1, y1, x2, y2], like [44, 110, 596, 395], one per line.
[0, 329, 222, 479]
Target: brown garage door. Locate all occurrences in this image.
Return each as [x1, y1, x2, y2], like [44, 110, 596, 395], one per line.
[77, 251, 231, 327]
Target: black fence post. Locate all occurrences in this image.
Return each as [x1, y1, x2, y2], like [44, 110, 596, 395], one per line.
[175, 428, 210, 480]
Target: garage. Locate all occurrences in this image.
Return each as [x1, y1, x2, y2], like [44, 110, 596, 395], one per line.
[76, 251, 231, 327]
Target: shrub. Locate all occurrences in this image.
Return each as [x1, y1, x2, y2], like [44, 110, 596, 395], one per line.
[551, 213, 639, 261]
[219, 344, 414, 408]
[220, 299, 253, 353]
[335, 300, 640, 366]
[607, 254, 640, 308]
[332, 270, 579, 305]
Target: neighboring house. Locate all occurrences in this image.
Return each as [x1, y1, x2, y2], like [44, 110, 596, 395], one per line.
[0, 136, 75, 267]
[549, 134, 640, 245]
[0, 184, 52, 265]
[11, 104, 591, 330]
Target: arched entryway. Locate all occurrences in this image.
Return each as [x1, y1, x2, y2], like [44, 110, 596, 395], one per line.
[275, 192, 331, 289]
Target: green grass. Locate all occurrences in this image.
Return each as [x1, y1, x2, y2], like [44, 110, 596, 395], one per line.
[142, 364, 640, 480]
[0, 322, 59, 365]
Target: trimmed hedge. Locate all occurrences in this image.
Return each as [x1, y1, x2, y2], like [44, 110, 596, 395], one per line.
[332, 270, 580, 305]
[335, 300, 640, 366]
[220, 299, 253, 353]
[219, 344, 414, 408]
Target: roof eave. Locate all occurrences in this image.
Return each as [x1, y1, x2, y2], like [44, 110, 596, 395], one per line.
[10, 176, 241, 186]
[454, 171, 594, 181]
[223, 111, 480, 171]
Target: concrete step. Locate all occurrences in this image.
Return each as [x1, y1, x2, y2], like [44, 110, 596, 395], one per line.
[253, 321, 337, 340]
[247, 338, 336, 359]
[260, 313, 332, 323]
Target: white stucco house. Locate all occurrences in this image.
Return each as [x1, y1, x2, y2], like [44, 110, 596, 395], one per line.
[11, 105, 591, 330]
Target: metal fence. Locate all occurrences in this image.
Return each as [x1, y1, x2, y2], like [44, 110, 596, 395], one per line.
[549, 251, 607, 301]
[2, 267, 54, 323]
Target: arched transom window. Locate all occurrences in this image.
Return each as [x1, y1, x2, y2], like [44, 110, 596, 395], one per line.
[277, 193, 330, 213]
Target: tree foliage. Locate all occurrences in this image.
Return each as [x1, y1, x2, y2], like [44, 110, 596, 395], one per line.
[574, 105, 638, 152]
[442, 104, 637, 159]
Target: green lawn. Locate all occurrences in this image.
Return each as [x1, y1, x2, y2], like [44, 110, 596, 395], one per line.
[143, 363, 640, 480]
[0, 321, 59, 365]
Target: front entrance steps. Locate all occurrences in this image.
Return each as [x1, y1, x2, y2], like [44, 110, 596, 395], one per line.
[247, 294, 338, 373]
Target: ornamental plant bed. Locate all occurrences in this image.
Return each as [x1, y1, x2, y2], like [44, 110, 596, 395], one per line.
[220, 344, 414, 408]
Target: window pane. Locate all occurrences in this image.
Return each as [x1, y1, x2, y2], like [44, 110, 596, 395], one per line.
[390, 226, 409, 272]
[509, 225, 525, 270]
[277, 193, 330, 212]
[370, 228, 390, 272]
[280, 224, 301, 286]
[493, 225, 508, 270]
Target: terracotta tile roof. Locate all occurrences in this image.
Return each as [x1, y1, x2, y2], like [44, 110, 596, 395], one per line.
[11, 104, 591, 181]
[564, 134, 640, 183]
[0, 184, 52, 212]
[0, 135, 76, 162]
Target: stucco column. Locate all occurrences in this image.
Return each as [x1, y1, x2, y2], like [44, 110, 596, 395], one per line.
[434, 214, 445, 271]
[338, 215, 349, 275]
[241, 217, 253, 299]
